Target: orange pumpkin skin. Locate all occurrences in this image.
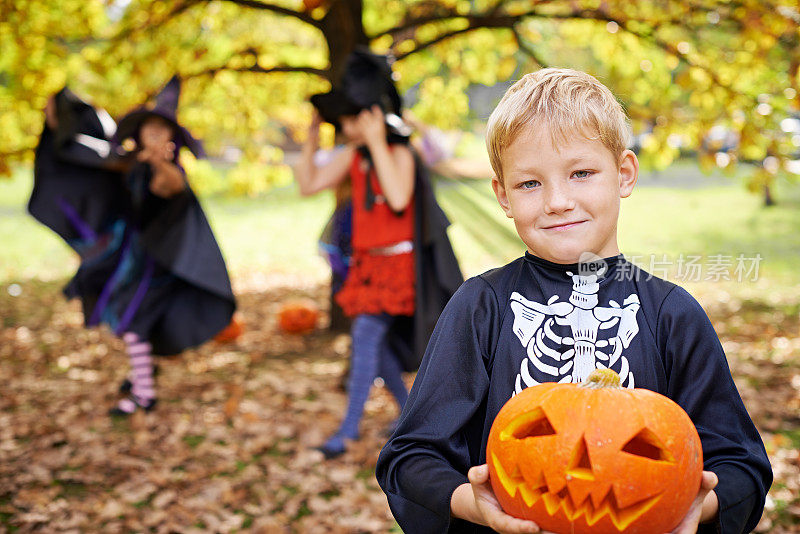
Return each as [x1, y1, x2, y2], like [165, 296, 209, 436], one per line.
[302, 0, 325, 11]
[278, 300, 319, 334]
[487, 370, 703, 534]
[214, 314, 244, 343]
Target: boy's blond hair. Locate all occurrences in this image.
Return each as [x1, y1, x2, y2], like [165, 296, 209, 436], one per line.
[486, 68, 630, 181]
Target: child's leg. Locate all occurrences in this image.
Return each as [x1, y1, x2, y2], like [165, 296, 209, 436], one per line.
[321, 313, 391, 457]
[110, 332, 156, 415]
[377, 344, 409, 437]
[378, 345, 409, 409]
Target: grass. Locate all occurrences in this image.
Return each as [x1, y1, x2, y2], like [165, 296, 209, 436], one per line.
[1, 164, 799, 286]
[619, 179, 800, 281]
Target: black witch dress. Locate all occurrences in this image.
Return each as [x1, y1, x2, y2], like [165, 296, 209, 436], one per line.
[29, 88, 235, 355]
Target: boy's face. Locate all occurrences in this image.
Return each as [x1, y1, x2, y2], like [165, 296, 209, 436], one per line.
[139, 117, 174, 150]
[492, 127, 638, 264]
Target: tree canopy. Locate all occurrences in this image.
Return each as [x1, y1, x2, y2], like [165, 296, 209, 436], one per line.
[2, 0, 799, 195]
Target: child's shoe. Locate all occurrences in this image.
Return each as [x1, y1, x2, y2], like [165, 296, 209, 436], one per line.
[316, 433, 355, 460]
[109, 395, 157, 416]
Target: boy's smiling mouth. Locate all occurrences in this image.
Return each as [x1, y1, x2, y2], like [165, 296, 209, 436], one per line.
[541, 220, 587, 230]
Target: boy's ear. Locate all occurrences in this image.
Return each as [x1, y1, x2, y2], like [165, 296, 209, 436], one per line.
[492, 176, 514, 218]
[618, 149, 639, 198]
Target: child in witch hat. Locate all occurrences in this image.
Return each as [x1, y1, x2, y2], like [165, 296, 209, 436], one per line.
[295, 48, 463, 458]
[30, 77, 236, 416]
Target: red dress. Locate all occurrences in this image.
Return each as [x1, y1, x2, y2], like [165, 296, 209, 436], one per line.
[335, 150, 416, 317]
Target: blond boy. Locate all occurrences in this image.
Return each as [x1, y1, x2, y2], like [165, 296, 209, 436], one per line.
[377, 68, 771, 534]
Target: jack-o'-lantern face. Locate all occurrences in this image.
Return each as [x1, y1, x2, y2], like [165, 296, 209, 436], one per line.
[487, 370, 702, 534]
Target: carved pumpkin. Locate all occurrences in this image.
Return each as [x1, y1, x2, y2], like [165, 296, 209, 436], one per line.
[278, 299, 319, 334]
[487, 369, 702, 534]
[214, 314, 244, 343]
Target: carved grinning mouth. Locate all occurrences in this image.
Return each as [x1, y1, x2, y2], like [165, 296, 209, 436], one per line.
[491, 452, 662, 531]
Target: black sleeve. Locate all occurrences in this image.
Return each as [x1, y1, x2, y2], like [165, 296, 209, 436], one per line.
[658, 286, 772, 533]
[376, 276, 499, 533]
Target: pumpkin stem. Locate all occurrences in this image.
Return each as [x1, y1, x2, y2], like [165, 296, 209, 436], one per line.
[581, 368, 622, 389]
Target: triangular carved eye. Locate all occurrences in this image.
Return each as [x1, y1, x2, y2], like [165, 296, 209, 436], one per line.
[622, 428, 675, 463]
[501, 407, 557, 441]
[567, 435, 595, 480]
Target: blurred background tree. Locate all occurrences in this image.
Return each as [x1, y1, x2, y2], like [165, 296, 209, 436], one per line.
[1, 0, 799, 202]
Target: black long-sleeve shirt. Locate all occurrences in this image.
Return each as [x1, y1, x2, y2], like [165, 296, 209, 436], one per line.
[376, 253, 772, 533]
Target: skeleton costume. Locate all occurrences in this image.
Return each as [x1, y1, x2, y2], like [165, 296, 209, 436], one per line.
[376, 253, 771, 534]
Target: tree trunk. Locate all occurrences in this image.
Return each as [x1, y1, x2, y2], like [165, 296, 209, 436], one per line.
[318, 0, 365, 331]
[763, 184, 776, 207]
[320, 0, 368, 82]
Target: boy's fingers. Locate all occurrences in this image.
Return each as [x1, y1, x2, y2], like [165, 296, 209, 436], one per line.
[467, 464, 489, 484]
[701, 471, 718, 491]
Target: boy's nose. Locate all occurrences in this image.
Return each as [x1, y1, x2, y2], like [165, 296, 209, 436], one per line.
[543, 183, 575, 214]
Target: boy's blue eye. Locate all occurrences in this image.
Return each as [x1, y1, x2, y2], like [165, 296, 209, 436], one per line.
[521, 180, 541, 189]
[572, 170, 592, 178]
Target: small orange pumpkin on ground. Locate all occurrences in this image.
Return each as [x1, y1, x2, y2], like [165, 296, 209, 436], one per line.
[214, 313, 244, 343]
[302, 0, 325, 11]
[487, 369, 702, 534]
[278, 299, 319, 334]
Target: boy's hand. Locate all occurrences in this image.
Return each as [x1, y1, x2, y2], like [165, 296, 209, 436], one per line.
[358, 105, 386, 145]
[668, 471, 718, 534]
[452, 464, 547, 534]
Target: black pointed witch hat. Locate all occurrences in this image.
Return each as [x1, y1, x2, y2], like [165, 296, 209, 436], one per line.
[311, 48, 411, 138]
[52, 88, 107, 144]
[51, 87, 118, 158]
[115, 75, 206, 158]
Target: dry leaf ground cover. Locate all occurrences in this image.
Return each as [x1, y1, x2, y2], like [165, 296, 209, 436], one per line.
[1, 277, 403, 533]
[2, 275, 799, 533]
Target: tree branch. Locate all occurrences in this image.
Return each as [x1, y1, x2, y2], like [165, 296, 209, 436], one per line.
[596, 15, 749, 101]
[107, 0, 203, 44]
[370, 10, 461, 40]
[370, 0, 559, 40]
[186, 62, 330, 81]
[214, 0, 321, 28]
[511, 27, 548, 68]
[388, 3, 759, 110]
[394, 26, 476, 60]
[392, 11, 525, 60]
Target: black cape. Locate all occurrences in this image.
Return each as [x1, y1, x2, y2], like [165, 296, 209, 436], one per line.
[387, 152, 463, 372]
[29, 89, 235, 355]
